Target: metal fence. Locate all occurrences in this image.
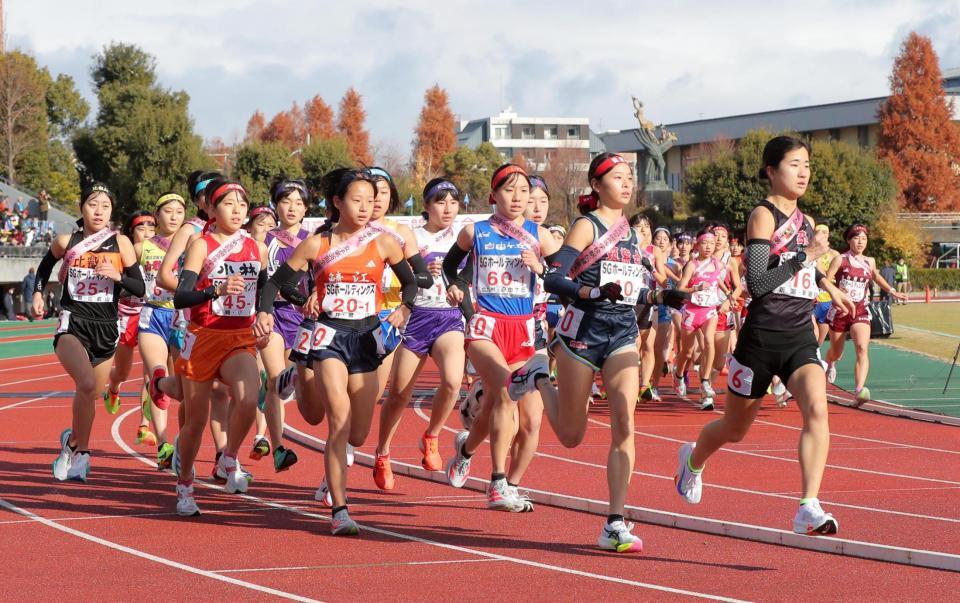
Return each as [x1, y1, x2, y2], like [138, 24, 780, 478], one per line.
[0, 245, 47, 258]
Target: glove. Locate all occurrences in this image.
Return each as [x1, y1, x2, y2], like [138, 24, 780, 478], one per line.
[590, 282, 624, 303]
[660, 289, 689, 310]
[640, 257, 654, 274]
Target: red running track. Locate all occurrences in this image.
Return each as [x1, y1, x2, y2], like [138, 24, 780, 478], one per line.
[1, 351, 958, 601]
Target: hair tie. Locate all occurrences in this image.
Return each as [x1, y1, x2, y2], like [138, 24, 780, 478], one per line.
[577, 192, 599, 212]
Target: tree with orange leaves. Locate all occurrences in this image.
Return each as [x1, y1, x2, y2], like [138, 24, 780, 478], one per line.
[261, 109, 299, 148]
[413, 84, 456, 179]
[337, 87, 372, 165]
[877, 32, 960, 212]
[246, 110, 265, 142]
[305, 95, 335, 140]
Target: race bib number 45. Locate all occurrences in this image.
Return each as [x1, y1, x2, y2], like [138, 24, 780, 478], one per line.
[211, 260, 258, 317]
[600, 261, 645, 305]
[322, 282, 377, 320]
[67, 267, 114, 303]
[774, 253, 818, 300]
[476, 255, 529, 298]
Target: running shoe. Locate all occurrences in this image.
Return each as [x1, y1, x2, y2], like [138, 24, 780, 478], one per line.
[445, 431, 472, 488]
[792, 499, 839, 535]
[597, 520, 642, 553]
[420, 433, 442, 471]
[176, 482, 200, 517]
[172, 436, 195, 481]
[331, 508, 359, 536]
[218, 454, 250, 494]
[649, 386, 662, 402]
[66, 452, 90, 482]
[136, 425, 157, 447]
[854, 387, 871, 407]
[508, 485, 534, 512]
[273, 446, 298, 472]
[149, 367, 171, 411]
[699, 394, 714, 411]
[141, 387, 152, 422]
[487, 479, 527, 512]
[346, 443, 355, 467]
[373, 452, 395, 490]
[276, 365, 297, 401]
[591, 381, 603, 399]
[771, 379, 787, 397]
[674, 442, 703, 504]
[157, 442, 175, 470]
[640, 384, 654, 402]
[701, 379, 716, 398]
[257, 368, 268, 412]
[825, 362, 837, 384]
[315, 476, 333, 507]
[508, 354, 549, 401]
[673, 372, 687, 397]
[103, 388, 121, 415]
[212, 452, 253, 483]
[776, 390, 792, 408]
[249, 436, 271, 461]
[52, 428, 73, 481]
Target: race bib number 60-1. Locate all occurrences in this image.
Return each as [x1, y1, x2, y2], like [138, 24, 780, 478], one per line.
[476, 255, 529, 298]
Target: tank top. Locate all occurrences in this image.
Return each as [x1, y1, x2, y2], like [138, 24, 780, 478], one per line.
[141, 237, 175, 309]
[834, 252, 873, 305]
[745, 199, 817, 331]
[265, 227, 311, 305]
[190, 235, 261, 329]
[379, 219, 405, 309]
[314, 232, 385, 322]
[413, 224, 458, 309]
[59, 231, 124, 321]
[571, 213, 646, 315]
[471, 218, 539, 316]
[687, 257, 726, 308]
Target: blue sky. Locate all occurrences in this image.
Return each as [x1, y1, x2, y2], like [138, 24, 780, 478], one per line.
[8, 0, 960, 160]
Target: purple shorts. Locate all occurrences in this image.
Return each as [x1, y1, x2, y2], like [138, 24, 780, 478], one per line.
[273, 303, 304, 350]
[402, 307, 464, 356]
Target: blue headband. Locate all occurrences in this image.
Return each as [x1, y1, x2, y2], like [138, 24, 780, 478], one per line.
[425, 181, 458, 201]
[529, 176, 548, 192]
[366, 167, 392, 182]
[194, 178, 214, 196]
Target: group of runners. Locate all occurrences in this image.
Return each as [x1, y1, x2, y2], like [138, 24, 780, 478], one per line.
[33, 134, 907, 552]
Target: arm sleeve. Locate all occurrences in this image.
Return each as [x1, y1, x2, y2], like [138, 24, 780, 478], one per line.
[543, 245, 582, 299]
[391, 260, 418, 307]
[119, 264, 146, 298]
[442, 244, 471, 291]
[279, 270, 308, 306]
[745, 239, 802, 298]
[174, 270, 217, 309]
[257, 263, 300, 313]
[407, 253, 434, 289]
[34, 250, 58, 293]
[459, 286, 475, 321]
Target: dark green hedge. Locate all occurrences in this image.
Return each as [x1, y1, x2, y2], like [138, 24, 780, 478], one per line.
[911, 269, 960, 290]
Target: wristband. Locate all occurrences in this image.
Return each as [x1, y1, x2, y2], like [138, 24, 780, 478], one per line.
[589, 287, 601, 299]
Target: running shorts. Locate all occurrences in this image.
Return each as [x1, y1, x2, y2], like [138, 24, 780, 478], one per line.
[177, 324, 256, 382]
[402, 306, 464, 357]
[555, 307, 638, 371]
[118, 311, 140, 348]
[288, 317, 316, 365]
[715, 309, 736, 333]
[139, 305, 175, 341]
[634, 303, 655, 331]
[813, 301, 832, 325]
[546, 303, 563, 329]
[54, 310, 119, 366]
[308, 319, 384, 374]
[378, 308, 403, 359]
[828, 303, 871, 333]
[726, 324, 823, 399]
[273, 303, 303, 350]
[465, 311, 534, 366]
[681, 304, 718, 332]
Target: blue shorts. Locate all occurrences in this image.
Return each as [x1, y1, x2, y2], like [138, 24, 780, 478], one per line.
[546, 303, 563, 329]
[554, 307, 638, 371]
[138, 305, 175, 341]
[658, 303, 677, 324]
[813, 301, 832, 324]
[378, 308, 403, 359]
[167, 310, 187, 350]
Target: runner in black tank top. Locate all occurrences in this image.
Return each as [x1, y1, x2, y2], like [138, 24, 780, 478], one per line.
[673, 136, 855, 537]
[32, 181, 145, 483]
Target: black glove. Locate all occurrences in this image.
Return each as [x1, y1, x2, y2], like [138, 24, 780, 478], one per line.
[597, 282, 624, 303]
[641, 257, 654, 274]
[660, 289, 689, 309]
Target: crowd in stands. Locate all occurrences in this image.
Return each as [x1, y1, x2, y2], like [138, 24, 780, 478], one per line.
[0, 190, 56, 247]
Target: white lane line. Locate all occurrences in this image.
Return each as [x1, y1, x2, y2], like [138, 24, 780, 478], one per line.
[214, 558, 502, 574]
[0, 358, 59, 373]
[0, 368, 144, 412]
[412, 400, 960, 525]
[312, 412, 960, 573]
[111, 409, 746, 602]
[0, 497, 323, 603]
[0, 361, 143, 389]
[0, 504, 293, 526]
[897, 325, 960, 340]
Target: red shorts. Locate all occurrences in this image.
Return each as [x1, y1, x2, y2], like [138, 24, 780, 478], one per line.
[828, 304, 871, 333]
[465, 311, 534, 366]
[118, 312, 140, 348]
[715, 309, 736, 332]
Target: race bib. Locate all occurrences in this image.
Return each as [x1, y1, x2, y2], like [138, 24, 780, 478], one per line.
[690, 288, 721, 307]
[476, 255, 529, 298]
[293, 322, 313, 355]
[418, 276, 448, 307]
[467, 313, 496, 340]
[311, 321, 337, 349]
[773, 253, 818, 299]
[210, 260, 259, 317]
[599, 260, 645, 306]
[841, 278, 867, 303]
[144, 269, 173, 304]
[322, 282, 377, 320]
[556, 305, 585, 338]
[67, 266, 114, 303]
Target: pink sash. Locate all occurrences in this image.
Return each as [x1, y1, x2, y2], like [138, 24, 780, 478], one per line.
[845, 251, 872, 274]
[570, 216, 629, 278]
[314, 227, 383, 273]
[150, 234, 171, 252]
[186, 216, 206, 230]
[770, 207, 805, 256]
[200, 231, 248, 281]
[369, 222, 406, 249]
[270, 227, 304, 249]
[418, 226, 455, 257]
[58, 228, 116, 282]
[489, 214, 540, 256]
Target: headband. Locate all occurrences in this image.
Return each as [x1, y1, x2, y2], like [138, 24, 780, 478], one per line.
[209, 183, 247, 206]
[579, 154, 628, 210]
[529, 175, 548, 193]
[653, 227, 671, 239]
[366, 167, 392, 182]
[194, 178, 214, 196]
[488, 165, 528, 204]
[425, 181, 458, 201]
[815, 224, 829, 233]
[155, 193, 185, 210]
[131, 215, 155, 228]
[710, 225, 728, 235]
[275, 181, 309, 203]
[696, 232, 716, 243]
[677, 233, 693, 242]
[250, 206, 277, 221]
[846, 225, 868, 240]
[84, 184, 112, 204]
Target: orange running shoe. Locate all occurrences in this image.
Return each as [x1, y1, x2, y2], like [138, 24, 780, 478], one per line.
[136, 425, 157, 446]
[103, 389, 121, 415]
[420, 433, 442, 471]
[373, 453, 394, 490]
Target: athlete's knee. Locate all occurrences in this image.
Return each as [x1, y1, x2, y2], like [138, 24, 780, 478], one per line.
[74, 375, 97, 399]
[724, 417, 752, 443]
[296, 399, 324, 425]
[854, 341, 869, 355]
[556, 425, 586, 448]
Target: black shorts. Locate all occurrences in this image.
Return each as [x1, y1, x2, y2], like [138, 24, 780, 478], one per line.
[634, 303, 655, 331]
[288, 317, 316, 365]
[54, 310, 119, 366]
[726, 324, 824, 399]
[308, 319, 383, 375]
[554, 306, 638, 371]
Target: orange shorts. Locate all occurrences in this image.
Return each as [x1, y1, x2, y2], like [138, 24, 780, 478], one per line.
[176, 324, 256, 383]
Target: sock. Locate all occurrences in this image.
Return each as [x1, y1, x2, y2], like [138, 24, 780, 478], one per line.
[77, 450, 90, 456]
[508, 482, 519, 488]
[491, 472, 506, 483]
[461, 442, 473, 460]
[607, 514, 624, 525]
[799, 498, 815, 506]
[178, 479, 193, 488]
[109, 387, 119, 395]
[423, 433, 438, 440]
[687, 456, 702, 474]
[331, 505, 347, 516]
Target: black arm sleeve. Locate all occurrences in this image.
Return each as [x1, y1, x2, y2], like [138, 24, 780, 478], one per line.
[391, 260, 418, 308]
[279, 270, 308, 306]
[442, 243, 471, 291]
[119, 264, 146, 298]
[257, 263, 301, 313]
[407, 253, 434, 290]
[174, 270, 217, 309]
[745, 239, 803, 298]
[35, 250, 58, 293]
[815, 269, 827, 288]
[459, 285, 475, 321]
[543, 245, 583, 299]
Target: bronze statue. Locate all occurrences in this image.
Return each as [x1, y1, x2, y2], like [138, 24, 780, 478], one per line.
[631, 96, 676, 189]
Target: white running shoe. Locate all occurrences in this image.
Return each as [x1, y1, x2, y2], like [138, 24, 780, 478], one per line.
[854, 387, 871, 408]
[649, 386, 662, 402]
[66, 452, 90, 482]
[591, 382, 602, 398]
[315, 476, 333, 507]
[214, 453, 251, 482]
[508, 354, 549, 402]
[217, 454, 250, 494]
[346, 443, 355, 467]
[597, 520, 642, 553]
[826, 362, 837, 384]
[331, 508, 359, 536]
[674, 442, 703, 504]
[276, 365, 297, 401]
[792, 499, 839, 535]
[445, 431, 472, 488]
[487, 479, 527, 512]
[176, 483, 201, 517]
[776, 389, 792, 408]
[701, 379, 716, 398]
[673, 373, 687, 397]
[771, 379, 786, 397]
[52, 428, 73, 481]
[699, 395, 715, 411]
[507, 485, 535, 512]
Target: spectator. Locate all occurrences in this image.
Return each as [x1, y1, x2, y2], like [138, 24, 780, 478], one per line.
[2, 287, 14, 320]
[0, 195, 6, 212]
[895, 258, 911, 305]
[22, 267, 36, 322]
[45, 288, 59, 318]
[13, 196, 24, 215]
[37, 189, 49, 221]
[880, 261, 896, 302]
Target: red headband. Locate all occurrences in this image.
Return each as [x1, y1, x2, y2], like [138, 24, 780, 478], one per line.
[250, 206, 276, 220]
[488, 165, 529, 204]
[846, 225, 868, 240]
[696, 232, 716, 243]
[131, 215, 155, 229]
[711, 225, 728, 235]
[209, 183, 247, 206]
[592, 154, 626, 179]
